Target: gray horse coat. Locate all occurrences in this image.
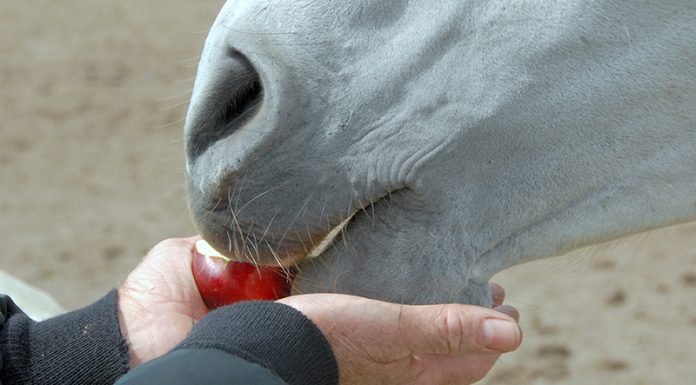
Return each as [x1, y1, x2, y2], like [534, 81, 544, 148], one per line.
[184, 0, 696, 306]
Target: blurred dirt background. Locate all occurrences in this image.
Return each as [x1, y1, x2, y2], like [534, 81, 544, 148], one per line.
[1, 1, 695, 384]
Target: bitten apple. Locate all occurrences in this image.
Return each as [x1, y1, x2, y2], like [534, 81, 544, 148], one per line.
[192, 239, 292, 309]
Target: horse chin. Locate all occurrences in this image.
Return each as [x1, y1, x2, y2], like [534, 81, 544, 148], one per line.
[289, 192, 494, 307]
[293, 249, 493, 307]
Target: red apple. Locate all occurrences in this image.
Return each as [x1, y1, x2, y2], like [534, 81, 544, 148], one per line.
[192, 239, 292, 309]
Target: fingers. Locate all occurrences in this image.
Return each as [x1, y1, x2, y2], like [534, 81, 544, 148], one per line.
[123, 236, 205, 310]
[279, 293, 522, 385]
[397, 303, 521, 356]
[118, 236, 206, 367]
[494, 304, 519, 322]
[142, 236, 200, 265]
[488, 282, 520, 321]
[149, 236, 200, 255]
[489, 283, 505, 307]
[415, 352, 501, 384]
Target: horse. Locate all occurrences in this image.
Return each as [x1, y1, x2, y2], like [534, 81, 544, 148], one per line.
[184, 0, 696, 307]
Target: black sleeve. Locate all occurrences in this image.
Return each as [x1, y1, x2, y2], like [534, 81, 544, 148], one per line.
[115, 301, 339, 385]
[0, 290, 130, 385]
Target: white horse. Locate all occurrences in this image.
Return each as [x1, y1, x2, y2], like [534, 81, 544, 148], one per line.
[184, 0, 696, 306]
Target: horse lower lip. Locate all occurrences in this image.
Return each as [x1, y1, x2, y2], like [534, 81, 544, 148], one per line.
[301, 189, 397, 261]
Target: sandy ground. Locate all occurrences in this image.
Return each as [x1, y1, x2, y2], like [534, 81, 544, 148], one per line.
[2, 1, 695, 384]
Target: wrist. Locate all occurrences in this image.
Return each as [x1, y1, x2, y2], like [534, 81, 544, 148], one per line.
[176, 301, 339, 385]
[1, 290, 130, 384]
[116, 287, 145, 367]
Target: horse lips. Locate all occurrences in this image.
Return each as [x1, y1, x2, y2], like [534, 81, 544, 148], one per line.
[192, 239, 291, 309]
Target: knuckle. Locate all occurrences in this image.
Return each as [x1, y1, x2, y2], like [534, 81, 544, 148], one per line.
[440, 306, 464, 354]
[440, 305, 483, 354]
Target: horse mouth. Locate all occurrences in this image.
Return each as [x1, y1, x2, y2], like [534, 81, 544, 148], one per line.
[297, 189, 397, 265]
[305, 213, 355, 260]
[196, 189, 393, 270]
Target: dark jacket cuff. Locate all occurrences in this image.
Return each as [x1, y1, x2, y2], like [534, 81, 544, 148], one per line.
[177, 301, 339, 385]
[0, 289, 130, 384]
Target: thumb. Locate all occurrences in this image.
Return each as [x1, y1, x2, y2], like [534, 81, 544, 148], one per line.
[396, 304, 521, 355]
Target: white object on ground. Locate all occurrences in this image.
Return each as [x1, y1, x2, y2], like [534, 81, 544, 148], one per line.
[0, 269, 65, 321]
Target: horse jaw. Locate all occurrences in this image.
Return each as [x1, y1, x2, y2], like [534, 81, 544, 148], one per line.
[185, 0, 696, 305]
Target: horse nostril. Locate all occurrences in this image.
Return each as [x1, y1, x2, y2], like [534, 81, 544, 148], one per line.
[186, 51, 263, 160]
[218, 78, 262, 131]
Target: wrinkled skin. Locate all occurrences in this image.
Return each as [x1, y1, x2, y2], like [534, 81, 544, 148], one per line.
[185, 0, 696, 306]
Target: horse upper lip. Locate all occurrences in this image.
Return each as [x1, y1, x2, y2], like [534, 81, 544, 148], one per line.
[200, 188, 400, 266]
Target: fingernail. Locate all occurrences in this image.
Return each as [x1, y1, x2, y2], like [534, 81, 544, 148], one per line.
[482, 319, 521, 352]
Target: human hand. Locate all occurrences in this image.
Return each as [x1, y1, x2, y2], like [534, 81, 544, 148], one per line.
[116, 234, 521, 385]
[117, 236, 208, 367]
[278, 284, 521, 385]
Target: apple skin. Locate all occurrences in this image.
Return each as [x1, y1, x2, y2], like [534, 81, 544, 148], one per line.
[192, 246, 292, 310]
